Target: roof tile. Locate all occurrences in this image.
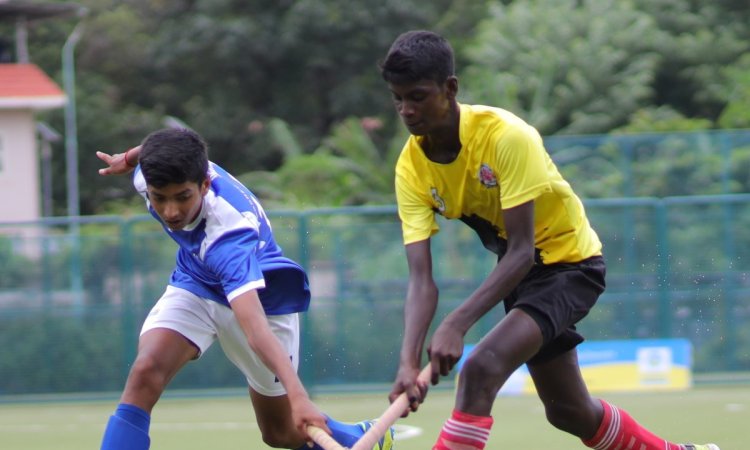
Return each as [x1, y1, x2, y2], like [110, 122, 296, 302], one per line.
[0, 63, 65, 97]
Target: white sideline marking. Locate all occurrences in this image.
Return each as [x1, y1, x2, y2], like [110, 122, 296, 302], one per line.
[393, 424, 422, 440]
[726, 403, 745, 412]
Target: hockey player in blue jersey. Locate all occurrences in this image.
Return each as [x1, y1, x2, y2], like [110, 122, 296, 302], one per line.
[96, 128, 394, 450]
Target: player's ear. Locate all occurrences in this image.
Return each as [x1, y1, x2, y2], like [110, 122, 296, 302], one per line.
[445, 76, 458, 99]
[200, 178, 210, 196]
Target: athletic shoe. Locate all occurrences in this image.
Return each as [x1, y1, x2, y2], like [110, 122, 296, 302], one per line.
[356, 420, 395, 450]
[682, 444, 720, 450]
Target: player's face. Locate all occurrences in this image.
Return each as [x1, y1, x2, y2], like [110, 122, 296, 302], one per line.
[388, 78, 456, 136]
[147, 179, 209, 230]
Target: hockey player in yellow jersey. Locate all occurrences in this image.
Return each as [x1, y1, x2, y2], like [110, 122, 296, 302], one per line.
[379, 29, 720, 450]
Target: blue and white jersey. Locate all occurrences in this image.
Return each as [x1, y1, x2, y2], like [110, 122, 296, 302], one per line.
[133, 162, 310, 314]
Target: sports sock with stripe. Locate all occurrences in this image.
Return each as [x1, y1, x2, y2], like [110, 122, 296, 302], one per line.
[583, 399, 682, 450]
[433, 409, 493, 450]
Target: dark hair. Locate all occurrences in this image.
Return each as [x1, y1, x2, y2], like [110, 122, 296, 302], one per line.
[379, 30, 455, 85]
[139, 128, 209, 188]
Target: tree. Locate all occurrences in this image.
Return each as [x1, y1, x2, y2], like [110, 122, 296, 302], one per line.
[16, 0, 750, 215]
[22, 0, 476, 214]
[460, 0, 750, 135]
[717, 54, 750, 129]
[237, 116, 406, 207]
[632, 0, 749, 121]
[461, 0, 661, 135]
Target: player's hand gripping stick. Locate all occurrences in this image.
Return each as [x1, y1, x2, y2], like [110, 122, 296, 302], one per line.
[307, 425, 347, 450]
[306, 364, 433, 450]
[351, 364, 433, 450]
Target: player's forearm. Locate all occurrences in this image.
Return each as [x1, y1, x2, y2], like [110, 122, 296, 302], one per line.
[399, 280, 439, 368]
[247, 324, 309, 397]
[266, 355, 308, 398]
[231, 293, 309, 399]
[446, 249, 534, 334]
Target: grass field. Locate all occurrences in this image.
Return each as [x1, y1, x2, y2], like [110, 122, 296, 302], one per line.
[0, 385, 746, 449]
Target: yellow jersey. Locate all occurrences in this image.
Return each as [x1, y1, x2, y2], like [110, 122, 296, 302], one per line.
[394, 103, 602, 264]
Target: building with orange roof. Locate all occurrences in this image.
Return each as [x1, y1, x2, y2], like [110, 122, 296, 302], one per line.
[0, 1, 84, 224]
[0, 63, 66, 108]
[0, 62, 66, 222]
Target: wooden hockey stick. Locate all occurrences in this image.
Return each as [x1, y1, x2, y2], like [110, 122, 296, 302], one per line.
[350, 364, 433, 450]
[306, 364, 433, 450]
[307, 424, 348, 450]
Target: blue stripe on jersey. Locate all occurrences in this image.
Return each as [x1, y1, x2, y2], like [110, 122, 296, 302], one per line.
[133, 163, 310, 314]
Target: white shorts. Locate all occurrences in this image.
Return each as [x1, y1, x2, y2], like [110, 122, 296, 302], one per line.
[141, 285, 300, 397]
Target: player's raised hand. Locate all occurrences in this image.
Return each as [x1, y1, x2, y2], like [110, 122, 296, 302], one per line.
[96, 146, 139, 176]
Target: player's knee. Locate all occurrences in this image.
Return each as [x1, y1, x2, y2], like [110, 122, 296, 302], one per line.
[127, 354, 170, 391]
[259, 425, 297, 448]
[462, 349, 512, 381]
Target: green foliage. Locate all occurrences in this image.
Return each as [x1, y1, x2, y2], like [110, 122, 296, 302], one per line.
[632, 0, 749, 120]
[718, 54, 750, 129]
[0, 314, 124, 394]
[629, 136, 726, 196]
[0, 237, 33, 289]
[550, 141, 625, 198]
[20, 0, 455, 214]
[238, 117, 400, 207]
[462, 0, 750, 134]
[729, 146, 750, 193]
[547, 131, 749, 198]
[13, 0, 750, 214]
[462, 0, 661, 134]
[270, 151, 370, 207]
[616, 107, 714, 133]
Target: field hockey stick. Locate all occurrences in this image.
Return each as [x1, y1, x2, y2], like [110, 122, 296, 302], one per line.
[350, 364, 433, 450]
[307, 425, 348, 450]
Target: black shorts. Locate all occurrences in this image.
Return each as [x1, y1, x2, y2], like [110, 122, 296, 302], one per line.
[504, 256, 606, 365]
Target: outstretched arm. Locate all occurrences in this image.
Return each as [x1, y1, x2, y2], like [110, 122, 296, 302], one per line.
[230, 290, 330, 443]
[96, 145, 140, 176]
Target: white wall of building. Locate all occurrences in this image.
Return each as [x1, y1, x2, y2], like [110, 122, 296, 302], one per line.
[0, 109, 39, 222]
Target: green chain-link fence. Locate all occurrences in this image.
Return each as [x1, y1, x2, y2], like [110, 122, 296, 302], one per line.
[1, 194, 749, 396]
[1, 130, 750, 395]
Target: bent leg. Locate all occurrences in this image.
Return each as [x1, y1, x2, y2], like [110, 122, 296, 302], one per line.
[527, 348, 602, 438]
[101, 328, 198, 450]
[456, 308, 544, 415]
[434, 309, 543, 450]
[529, 349, 686, 450]
[121, 327, 199, 411]
[251, 389, 304, 448]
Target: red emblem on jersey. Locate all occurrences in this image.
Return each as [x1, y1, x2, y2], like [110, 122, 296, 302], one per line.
[478, 164, 498, 188]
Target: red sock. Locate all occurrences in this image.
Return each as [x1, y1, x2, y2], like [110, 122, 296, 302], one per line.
[433, 409, 493, 450]
[583, 399, 682, 450]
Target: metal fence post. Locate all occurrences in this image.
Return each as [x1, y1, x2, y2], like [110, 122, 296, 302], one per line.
[655, 200, 672, 337]
[120, 218, 136, 380]
[296, 212, 316, 387]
